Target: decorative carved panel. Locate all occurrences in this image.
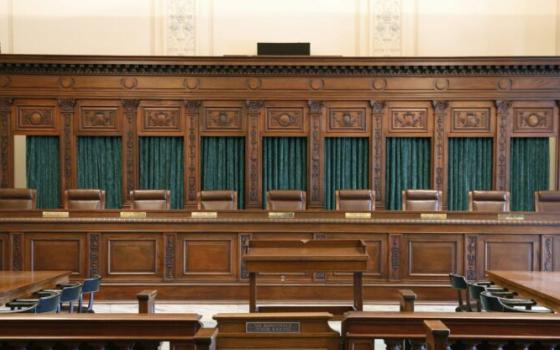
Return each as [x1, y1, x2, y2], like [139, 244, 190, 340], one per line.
[203, 108, 243, 131]
[513, 108, 554, 134]
[266, 108, 304, 132]
[142, 107, 182, 132]
[79, 107, 119, 132]
[390, 109, 428, 132]
[451, 109, 491, 132]
[16, 107, 56, 131]
[327, 108, 367, 133]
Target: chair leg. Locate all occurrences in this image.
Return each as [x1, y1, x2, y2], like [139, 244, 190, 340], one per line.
[457, 290, 464, 311]
[466, 288, 472, 312]
[88, 293, 95, 313]
[69, 302, 73, 313]
[78, 295, 83, 313]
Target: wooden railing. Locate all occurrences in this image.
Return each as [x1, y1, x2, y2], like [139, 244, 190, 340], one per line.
[0, 314, 216, 350]
[342, 312, 560, 350]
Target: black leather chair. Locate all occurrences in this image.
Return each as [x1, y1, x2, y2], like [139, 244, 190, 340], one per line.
[7, 291, 61, 313]
[480, 291, 551, 313]
[467, 282, 533, 311]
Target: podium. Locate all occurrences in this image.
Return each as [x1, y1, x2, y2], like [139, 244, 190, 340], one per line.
[243, 239, 369, 312]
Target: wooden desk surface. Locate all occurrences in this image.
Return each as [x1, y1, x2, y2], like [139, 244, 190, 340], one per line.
[487, 270, 560, 312]
[0, 271, 71, 306]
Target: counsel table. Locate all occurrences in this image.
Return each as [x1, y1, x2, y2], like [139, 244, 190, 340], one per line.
[487, 270, 560, 313]
[0, 271, 71, 306]
[243, 240, 369, 312]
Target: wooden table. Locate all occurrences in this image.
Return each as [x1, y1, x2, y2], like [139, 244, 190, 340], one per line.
[0, 271, 71, 305]
[243, 240, 369, 312]
[487, 270, 560, 313]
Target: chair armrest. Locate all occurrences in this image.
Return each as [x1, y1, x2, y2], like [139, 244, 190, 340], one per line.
[501, 298, 537, 307]
[503, 304, 553, 313]
[490, 291, 515, 298]
[475, 281, 493, 286]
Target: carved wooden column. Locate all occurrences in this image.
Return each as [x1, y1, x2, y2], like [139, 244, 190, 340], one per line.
[432, 100, 449, 207]
[308, 100, 325, 208]
[370, 100, 385, 207]
[185, 100, 201, 209]
[58, 98, 76, 194]
[122, 99, 139, 205]
[495, 100, 512, 191]
[245, 100, 264, 209]
[0, 98, 14, 188]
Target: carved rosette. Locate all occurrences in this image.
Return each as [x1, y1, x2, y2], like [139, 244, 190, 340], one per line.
[308, 100, 324, 207]
[389, 234, 400, 280]
[122, 100, 139, 195]
[11, 233, 23, 271]
[0, 98, 13, 188]
[185, 101, 201, 207]
[58, 99, 76, 190]
[89, 233, 100, 276]
[165, 233, 176, 279]
[466, 235, 477, 280]
[495, 100, 512, 190]
[239, 233, 252, 279]
[432, 101, 448, 192]
[370, 101, 385, 201]
[246, 100, 264, 208]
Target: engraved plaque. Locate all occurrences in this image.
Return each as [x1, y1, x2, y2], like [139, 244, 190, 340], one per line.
[42, 211, 69, 218]
[498, 214, 525, 221]
[420, 213, 447, 220]
[191, 211, 218, 219]
[120, 211, 147, 218]
[345, 212, 372, 219]
[268, 212, 295, 219]
[246, 321, 300, 333]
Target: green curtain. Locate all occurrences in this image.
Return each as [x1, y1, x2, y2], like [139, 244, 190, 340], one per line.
[385, 137, 431, 210]
[77, 136, 122, 209]
[324, 137, 369, 209]
[448, 138, 493, 210]
[262, 137, 307, 205]
[202, 137, 245, 208]
[139, 137, 184, 209]
[26, 136, 60, 209]
[510, 137, 549, 211]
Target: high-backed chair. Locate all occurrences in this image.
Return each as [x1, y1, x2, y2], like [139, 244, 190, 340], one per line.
[335, 190, 375, 211]
[401, 190, 442, 211]
[130, 190, 171, 210]
[197, 191, 237, 210]
[64, 189, 106, 210]
[535, 191, 560, 212]
[468, 190, 510, 212]
[0, 188, 37, 210]
[266, 190, 306, 211]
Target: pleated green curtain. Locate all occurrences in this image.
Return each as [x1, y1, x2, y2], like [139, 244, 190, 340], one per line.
[77, 136, 122, 209]
[26, 136, 60, 208]
[448, 138, 493, 210]
[385, 137, 431, 210]
[201, 137, 245, 208]
[324, 137, 369, 209]
[510, 137, 549, 211]
[262, 137, 307, 205]
[139, 137, 184, 209]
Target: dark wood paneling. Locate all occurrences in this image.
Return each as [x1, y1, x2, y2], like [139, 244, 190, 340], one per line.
[0, 233, 7, 270]
[478, 234, 539, 276]
[402, 234, 463, 281]
[23, 233, 87, 277]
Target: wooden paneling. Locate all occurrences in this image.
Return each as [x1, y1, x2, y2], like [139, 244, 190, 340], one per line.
[448, 101, 495, 137]
[478, 235, 540, 276]
[263, 102, 308, 135]
[13, 99, 58, 135]
[23, 233, 87, 277]
[0, 233, 7, 270]
[77, 100, 122, 136]
[386, 102, 433, 137]
[402, 234, 463, 281]
[511, 101, 558, 137]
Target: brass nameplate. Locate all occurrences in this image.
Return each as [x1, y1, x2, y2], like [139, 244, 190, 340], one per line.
[42, 211, 69, 218]
[420, 213, 447, 220]
[498, 214, 525, 221]
[345, 212, 372, 219]
[246, 321, 300, 333]
[191, 211, 218, 219]
[120, 211, 147, 218]
[268, 212, 295, 219]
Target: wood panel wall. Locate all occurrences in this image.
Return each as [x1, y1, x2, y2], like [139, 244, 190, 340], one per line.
[0, 55, 559, 208]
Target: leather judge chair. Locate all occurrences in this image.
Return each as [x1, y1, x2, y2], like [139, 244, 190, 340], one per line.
[468, 190, 510, 212]
[197, 191, 237, 210]
[64, 189, 106, 210]
[0, 188, 37, 210]
[130, 190, 171, 210]
[335, 190, 375, 211]
[266, 190, 306, 211]
[401, 190, 442, 211]
[535, 191, 560, 212]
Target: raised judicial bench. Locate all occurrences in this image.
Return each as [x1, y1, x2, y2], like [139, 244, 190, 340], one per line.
[0, 314, 216, 350]
[342, 312, 560, 350]
[0, 210, 559, 302]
